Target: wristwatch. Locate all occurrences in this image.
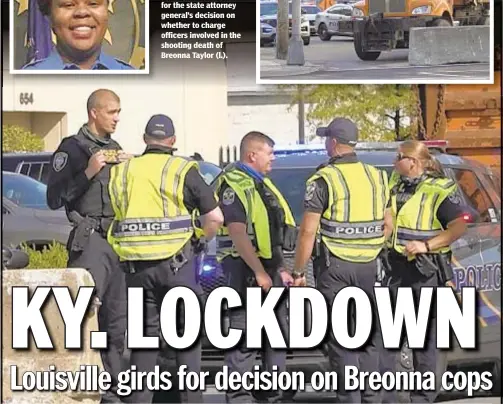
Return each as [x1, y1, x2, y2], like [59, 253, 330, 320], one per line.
[291, 270, 305, 280]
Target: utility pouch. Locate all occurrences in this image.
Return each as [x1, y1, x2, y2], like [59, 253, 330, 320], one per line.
[437, 252, 454, 284]
[415, 254, 439, 278]
[169, 242, 193, 274]
[282, 225, 298, 252]
[312, 235, 321, 258]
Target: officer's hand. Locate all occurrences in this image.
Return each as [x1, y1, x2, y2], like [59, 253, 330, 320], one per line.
[85, 151, 107, 179]
[256, 270, 273, 292]
[279, 269, 293, 286]
[405, 240, 428, 256]
[293, 277, 307, 287]
[117, 151, 134, 162]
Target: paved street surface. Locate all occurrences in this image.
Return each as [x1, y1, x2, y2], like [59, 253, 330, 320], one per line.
[259, 36, 491, 82]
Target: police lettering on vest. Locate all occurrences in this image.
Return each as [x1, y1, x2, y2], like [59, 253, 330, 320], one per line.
[215, 166, 296, 262]
[308, 162, 390, 263]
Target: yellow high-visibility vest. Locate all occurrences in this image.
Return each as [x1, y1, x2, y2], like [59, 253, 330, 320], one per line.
[215, 166, 296, 262]
[107, 154, 197, 261]
[307, 162, 390, 263]
[389, 171, 456, 256]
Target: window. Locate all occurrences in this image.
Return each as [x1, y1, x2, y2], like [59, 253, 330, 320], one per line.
[2, 172, 50, 210]
[27, 163, 43, 181]
[452, 168, 497, 223]
[19, 163, 30, 175]
[302, 6, 321, 14]
[40, 163, 51, 184]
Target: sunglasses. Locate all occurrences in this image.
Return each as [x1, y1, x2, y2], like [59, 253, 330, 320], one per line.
[396, 152, 412, 161]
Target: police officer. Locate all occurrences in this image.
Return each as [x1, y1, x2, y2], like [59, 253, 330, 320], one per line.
[291, 118, 391, 404]
[22, 0, 135, 70]
[215, 131, 298, 403]
[107, 114, 224, 404]
[47, 88, 130, 403]
[379, 140, 467, 403]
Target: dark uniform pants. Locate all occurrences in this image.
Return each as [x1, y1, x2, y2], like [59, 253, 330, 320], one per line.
[222, 257, 289, 404]
[67, 230, 127, 403]
[122, 256, 203, 404]
[379, 260, 440, 404]
[315, 251, 381, 404]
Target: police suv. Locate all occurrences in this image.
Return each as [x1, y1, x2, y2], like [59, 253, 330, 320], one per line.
[190, 141, 501, 400]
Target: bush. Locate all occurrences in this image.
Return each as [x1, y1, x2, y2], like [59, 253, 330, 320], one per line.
[2, 124, 44, 153]
[21, 242, 68, 269]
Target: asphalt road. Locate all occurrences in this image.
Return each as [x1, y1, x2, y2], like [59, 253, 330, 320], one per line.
[259, 35, 491, 82]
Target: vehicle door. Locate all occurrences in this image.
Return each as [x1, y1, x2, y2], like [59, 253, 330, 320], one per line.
[444, 165, 501, 329]
[325, 5, 345, 32]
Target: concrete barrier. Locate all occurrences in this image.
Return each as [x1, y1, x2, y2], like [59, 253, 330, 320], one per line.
[2, 268, 103, 403]
[409, 26, 490, 66]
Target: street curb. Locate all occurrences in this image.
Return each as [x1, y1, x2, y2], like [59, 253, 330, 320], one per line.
[259, 61, 322, 78]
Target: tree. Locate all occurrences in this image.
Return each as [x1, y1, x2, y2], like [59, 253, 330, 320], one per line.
[2, 125, 44, 153]
[286, 84, 420, 142]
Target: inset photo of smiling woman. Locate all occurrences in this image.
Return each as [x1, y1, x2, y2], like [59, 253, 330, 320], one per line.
[9, 0, 149, 74]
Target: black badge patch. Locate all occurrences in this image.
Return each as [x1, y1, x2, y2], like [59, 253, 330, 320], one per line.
[222, 187, 235, 206]
[53, 152, 68, 172]
[448, 193, 460, 205]
[305, 182, 316, 201]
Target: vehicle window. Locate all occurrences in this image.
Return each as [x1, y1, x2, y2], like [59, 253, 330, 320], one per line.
[19, 163, 30, 175]
[2, 173, 50, 210]
[341, 7, 352, 15]
[260, 2, 278, 15]
[197, 162, 222, 186]
[27, 163, 43, 181]
[302, 6, 321, 13]
[452, 169, 498, 223]
[40, 163, 51, 184]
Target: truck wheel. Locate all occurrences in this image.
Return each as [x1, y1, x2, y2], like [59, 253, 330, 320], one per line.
[318, 23, 332, 41]
[430, 18, 453, 27]
[354, 33, 381, 61]
[303, 36, 311, 45]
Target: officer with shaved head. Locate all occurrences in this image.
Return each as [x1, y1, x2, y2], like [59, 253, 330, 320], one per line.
[22, 0, 134, 70]
[47, 88, 131, 403]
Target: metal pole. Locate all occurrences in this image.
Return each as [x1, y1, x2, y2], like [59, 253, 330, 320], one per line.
[276, 0, 289, 60]
[298, 86, 306, 143]
[287, 0, 305, 65]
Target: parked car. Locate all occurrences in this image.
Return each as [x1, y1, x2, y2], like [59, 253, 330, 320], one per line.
[2, 171, 72, 250]
[260, 0, 311, 45]
[315, 3, 354, 40]
[260, 22, 277, 46]
[301, 4, 323, 35]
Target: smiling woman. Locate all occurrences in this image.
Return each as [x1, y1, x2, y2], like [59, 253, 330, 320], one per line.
[15, 0, 145, 71]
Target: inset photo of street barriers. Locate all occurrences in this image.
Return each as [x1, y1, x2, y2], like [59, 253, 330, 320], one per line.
[257, 0, 496, 83]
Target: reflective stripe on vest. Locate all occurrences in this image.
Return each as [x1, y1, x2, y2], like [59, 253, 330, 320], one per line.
[107, 154, 196, 261]
[390, 173, 456, 256]
[215, 167, 296, 262]
[308, 162, 390, 263]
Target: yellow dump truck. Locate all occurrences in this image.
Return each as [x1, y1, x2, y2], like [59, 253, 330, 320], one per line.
[339, 0, 491, 60]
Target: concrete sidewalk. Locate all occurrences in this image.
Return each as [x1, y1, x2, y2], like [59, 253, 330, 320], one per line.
[260, 55, 322, 78]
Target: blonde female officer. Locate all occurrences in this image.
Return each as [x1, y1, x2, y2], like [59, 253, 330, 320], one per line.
[380, 140, 468, 403]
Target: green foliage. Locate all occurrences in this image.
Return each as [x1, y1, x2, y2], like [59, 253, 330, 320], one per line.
[2, 124, 45, 153]
[21, 242, 68, 269]
[283, 85, 419, 142]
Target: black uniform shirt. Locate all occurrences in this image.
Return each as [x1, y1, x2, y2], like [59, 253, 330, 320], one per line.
[218, 179, 285, 270]
[143, 145, 218, 215]
[46, 126, 121, 211]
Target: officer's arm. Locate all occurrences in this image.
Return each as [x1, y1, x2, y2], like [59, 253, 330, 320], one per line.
[384, 208, 393, 240]
[424, 193, 467, 251]
[46, 141, 92, 210]
[183, 167, 223, 240]
[219, 185, 267, 276]
[293, 179, 327, 274]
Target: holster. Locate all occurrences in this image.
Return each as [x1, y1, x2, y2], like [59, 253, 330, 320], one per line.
[437, 252, 454, 284]
[312, 235, 322, 258]
[68, 214, 99, 252]
[415, 254, 439, 278]
[378, 246, 393, 275]
[169, 241, 194, 274]
[282, 224, 298, 252]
